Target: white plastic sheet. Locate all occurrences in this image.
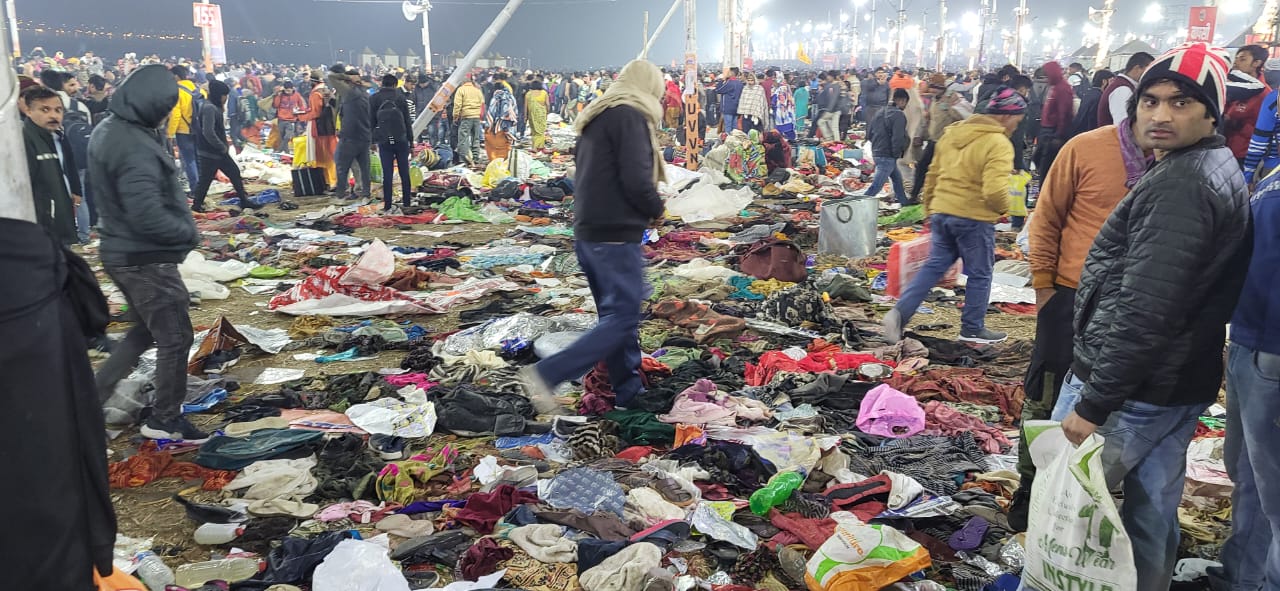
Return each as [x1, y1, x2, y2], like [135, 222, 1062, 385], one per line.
[346, 399, 438, 438]
[665, 184, 754, 223]
[179, 251, 254, 282]
[312, 539, 410, 591]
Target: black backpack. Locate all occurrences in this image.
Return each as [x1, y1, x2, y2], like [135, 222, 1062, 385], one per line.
[375, 98, 406, 144]
[62, 99, 92, 170]
[183, 86, 206, 144]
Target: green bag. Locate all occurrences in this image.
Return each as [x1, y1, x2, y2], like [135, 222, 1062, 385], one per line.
[369, 152, 383, 183]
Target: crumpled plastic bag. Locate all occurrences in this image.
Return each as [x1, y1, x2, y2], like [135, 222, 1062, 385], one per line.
[346, 399, 437, 438]
[312, 539, 410, 591]
[341, 239, 395, 286]
[180, 251, 254, 283]
[855, 384, 925, 438]
[440, 313, 597, 356]
[691, 502, 757, 550]
[665, 183, 754, 223]
[482, 158, 512, 188]
[184, 277, 231, 300]
[805, 515, 932, 591]
[671, 258, 742, 281]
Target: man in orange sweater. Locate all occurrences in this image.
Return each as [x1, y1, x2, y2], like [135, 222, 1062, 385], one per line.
[1006, 118, 1152, 531]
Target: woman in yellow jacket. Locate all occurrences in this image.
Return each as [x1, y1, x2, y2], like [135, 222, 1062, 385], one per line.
[882, 88, 1027, 346]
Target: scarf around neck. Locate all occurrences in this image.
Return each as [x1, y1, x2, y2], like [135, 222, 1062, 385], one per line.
[576, 59, 667, 184]
[1116, 118, 1152, 188]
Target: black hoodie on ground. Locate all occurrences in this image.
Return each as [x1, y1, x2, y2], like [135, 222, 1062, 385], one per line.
[89, 64, 199, 267]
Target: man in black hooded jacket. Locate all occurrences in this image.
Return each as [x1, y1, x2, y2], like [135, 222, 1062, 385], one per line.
[90, 64, 210, 443]
[192, 79, 258, 212]
[21, 85, 82, 244]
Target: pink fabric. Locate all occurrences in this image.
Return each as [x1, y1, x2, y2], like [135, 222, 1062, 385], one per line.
[279, 409, 366, 434]
[268, 265, 430, 312]
[921, 400, 1012, 454]
[856, 384, 926, 438]
[383, 373, 439, 390]
[316, 500, 395, 523]
[657, 379, 737, 425]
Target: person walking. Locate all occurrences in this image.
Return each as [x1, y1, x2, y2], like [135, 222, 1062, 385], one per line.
[524, 79, 550, 151]
[1033, 61, 1074, 176]
[863, 89, 911, 205]
[329, 66, 372, 200]
[485, 74, 518, 162]
[738, 72, 768, 135]
[370, 74, 414, 212]
[1005, 115, 1151, 531]
[90, 64, 208, 442]
[298, 71, 338, 188]
[912, 77, 973, 202]
[453, 77, 486, 166]
[166, 65, 202, 193]
[519, 59, 667, 413]
[882, 88, 1027, 345]
[715, 67, 744, 131]
[1049, 43, 1250, 591]
[816, 73, 841, 141]
[191, 80, 259, 212]
[270, 80, 307, 152]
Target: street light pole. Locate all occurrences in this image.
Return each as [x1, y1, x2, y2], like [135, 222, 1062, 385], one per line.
[937, 0, 947, 69]
[868, 0, 876, 65]
[895, 0, 906, 65]
[1013, 0, 1027, 69]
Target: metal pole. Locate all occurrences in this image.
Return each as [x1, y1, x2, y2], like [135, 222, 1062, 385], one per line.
[422, 4, 433, 73]
[896, 0, 906, 66]
[4, 0, 17, 58]
[644, 11, 650, 55]
[1095, 0, 1115, 69]
[1014, 0, 1026, 70]
[411, 0, 526, 137]
[640, 0, 682, 60]
[684, 0, 701, 170]
[868, 1, 876, 66]
[937, 0, 947, 69]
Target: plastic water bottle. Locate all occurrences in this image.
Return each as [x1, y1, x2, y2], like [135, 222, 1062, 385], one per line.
[134, 551, 175, 591]
[174, 557, 261, 587]
[194, 522, 244, 545]
[749, 471, 805, 516]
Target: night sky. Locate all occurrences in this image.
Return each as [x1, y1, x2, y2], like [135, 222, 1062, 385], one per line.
[17, 0, 1266, 69]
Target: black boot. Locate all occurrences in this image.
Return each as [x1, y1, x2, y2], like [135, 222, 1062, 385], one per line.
[1007, 484, 1031, 533]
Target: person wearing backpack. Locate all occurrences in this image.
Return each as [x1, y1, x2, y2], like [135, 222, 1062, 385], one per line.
[370, 74, 414, 213]
[40, 69, 95, 242]
[166, 65, 203, 196]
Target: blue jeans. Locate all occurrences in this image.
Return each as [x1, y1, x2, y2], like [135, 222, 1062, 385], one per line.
[866, 156, 908, 205]
[173, 133, 200, 192]
[1218, 342, 1280, 591]
[1051, 372, 1207, 591]
[892, 214, 994, 333]
[723, 114, 739, 132]
[535, 241, 647, 405]
[74, 169, 91, 243]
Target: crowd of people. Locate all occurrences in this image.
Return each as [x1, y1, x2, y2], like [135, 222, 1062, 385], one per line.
[11, 39, 1280, 591]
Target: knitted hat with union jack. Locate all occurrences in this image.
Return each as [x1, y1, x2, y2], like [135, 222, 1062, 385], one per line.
[1136, 42, 1231, 122]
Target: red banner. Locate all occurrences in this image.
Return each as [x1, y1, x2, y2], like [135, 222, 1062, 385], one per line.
[1187, 6, 1217, 44]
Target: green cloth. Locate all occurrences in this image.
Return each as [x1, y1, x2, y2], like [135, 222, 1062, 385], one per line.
[437, 196, 488, 223]
[604, 409, 676, 446]
[655, 347, 701, 369]
[249, 265, 289, 279]
[878, 204, 925, 227]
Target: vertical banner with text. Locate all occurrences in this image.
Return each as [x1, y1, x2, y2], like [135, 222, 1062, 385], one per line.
[1187, 6, 1217, 44]
[193, 3, 227, 65]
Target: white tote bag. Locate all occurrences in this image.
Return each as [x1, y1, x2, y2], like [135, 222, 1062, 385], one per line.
[1019, 421, 1137, 591]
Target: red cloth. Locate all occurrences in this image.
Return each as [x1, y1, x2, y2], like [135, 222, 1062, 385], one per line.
[615, 446, 655, 462]
[579, 358, 671, 416]
[1223, 84, 1272, 158]
[454, 484, 539, 535]
[768, 510, 837, 551]
[921, 400, 1013, 454]
[745, 350, 895, 386]
[108, 450, 236, 491]
[459, 537, 513, 580]
[884, 368, 1024, 424]
[267, 265, 429, 313]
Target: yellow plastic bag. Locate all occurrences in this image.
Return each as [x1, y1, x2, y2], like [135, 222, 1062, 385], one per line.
[291, 135, 312, 168]
[482, 158, 511, 189]
[1008, 171, 1032, 217]
[410, 165, 424, 189]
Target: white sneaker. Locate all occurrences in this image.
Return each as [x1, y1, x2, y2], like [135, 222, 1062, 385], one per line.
[882, 308, 903, 344]
[517, 365, 561, 415]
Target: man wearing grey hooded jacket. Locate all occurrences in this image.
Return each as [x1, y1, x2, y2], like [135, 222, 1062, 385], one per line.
[90, 64, 209, 443]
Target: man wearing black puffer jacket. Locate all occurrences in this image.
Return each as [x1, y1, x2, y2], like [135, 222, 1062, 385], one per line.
[1046, 44, 1252, 591]
[90, 64, 208, 443]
